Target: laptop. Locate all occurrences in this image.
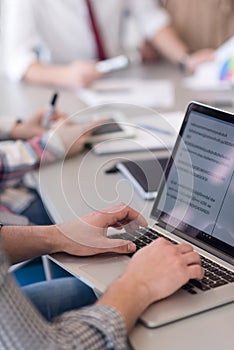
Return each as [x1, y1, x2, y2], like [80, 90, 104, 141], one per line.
[55, 102, 234, 328]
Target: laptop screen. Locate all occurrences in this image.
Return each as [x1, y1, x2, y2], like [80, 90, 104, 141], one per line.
[151, 103, 234, 260]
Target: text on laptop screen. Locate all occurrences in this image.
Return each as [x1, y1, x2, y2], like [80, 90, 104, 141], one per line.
[151, 107, 234, 258]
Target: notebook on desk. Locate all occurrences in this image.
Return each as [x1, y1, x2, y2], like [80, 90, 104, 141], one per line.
[73, 102, 234, 328]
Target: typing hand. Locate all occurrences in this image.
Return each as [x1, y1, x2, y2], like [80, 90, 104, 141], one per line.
[123, 238, 204, 305]
[54, 203, 147, 256]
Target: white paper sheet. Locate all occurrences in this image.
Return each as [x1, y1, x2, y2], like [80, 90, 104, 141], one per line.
[92, 111, 184, 155]
[184, 36, 234, 91]
[78, 78, 175, 108]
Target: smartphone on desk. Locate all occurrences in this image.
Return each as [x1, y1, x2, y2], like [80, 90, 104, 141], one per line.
[87, 112, 135, 144]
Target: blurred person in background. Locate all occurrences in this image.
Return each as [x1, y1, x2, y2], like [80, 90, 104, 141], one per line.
[0, 111, 110, 322]
[0, 109, 103, 226]
[1, 0, 205, 88]
[162, 0, 234, 52]
[141, 0, 234, 72]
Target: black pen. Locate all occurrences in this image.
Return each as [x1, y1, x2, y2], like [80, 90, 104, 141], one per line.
[42, 92, 59, 129]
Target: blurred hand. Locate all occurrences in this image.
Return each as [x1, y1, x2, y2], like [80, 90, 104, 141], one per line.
[138, 40, 159, 63]
[122, 237, 203, 306]
[185, 49, 215, 74]
[51, 117, 107, 157]
[63, 60, 103, 88]
[10, 109, 67, 140]
[54, 203, 147, 256]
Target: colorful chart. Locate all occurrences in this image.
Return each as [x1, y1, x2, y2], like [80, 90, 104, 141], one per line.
[219, 57, 234, 81]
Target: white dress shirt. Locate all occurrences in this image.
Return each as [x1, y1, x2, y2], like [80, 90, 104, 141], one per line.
[1, 0, 169, 81]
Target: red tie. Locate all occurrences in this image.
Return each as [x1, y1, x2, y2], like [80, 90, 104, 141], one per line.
[85, 0, 107, 60]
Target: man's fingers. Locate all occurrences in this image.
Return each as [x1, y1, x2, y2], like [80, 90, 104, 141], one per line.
[188, 264, 204, 281]
[183, 251, 201, 266]
[124, 221, 141, 233]
[110, 240, 136, 254]
[70, 119, 107, 138]
[113, 219, 139, 233]
[177, 244, 201, 267]
[177, 243, 194, 254]
[100, 238, 136, 254]
[52, 111, 67, 122]
[95, 203, 147, 229]
[81, 119, 110, 136]
[109, 203, 148, 228]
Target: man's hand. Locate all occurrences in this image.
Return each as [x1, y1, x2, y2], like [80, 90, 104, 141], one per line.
[98, 237, 203, 331]
[54, 203, 147, 256]
[10, 109, 67, 140]
[63, 60, 103, 88]
[50, 117, 108, 157]
[184, 49, 215, 74]
[124, 238, 203, 305]
[24, 61, 103, 88]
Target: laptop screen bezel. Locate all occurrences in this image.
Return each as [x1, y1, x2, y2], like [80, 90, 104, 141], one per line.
[150, 102, 234, 264]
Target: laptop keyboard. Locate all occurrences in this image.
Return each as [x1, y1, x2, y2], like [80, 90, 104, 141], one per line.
[115, 227, 234, 294]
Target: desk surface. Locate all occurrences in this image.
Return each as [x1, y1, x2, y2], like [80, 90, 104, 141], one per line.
[0, 63, 233, 350]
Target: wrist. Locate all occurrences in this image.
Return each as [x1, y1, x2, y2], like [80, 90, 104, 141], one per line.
[113, 272, 151, 317]
[25, 62, 70, 87]
[97, 275, 147, 332]
[47, 225, 63, 254]
[31, 225, 58, 255]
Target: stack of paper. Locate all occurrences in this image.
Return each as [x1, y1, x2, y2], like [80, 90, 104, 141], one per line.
[78, 78, 175, 108]
[184, 36, 234, 90]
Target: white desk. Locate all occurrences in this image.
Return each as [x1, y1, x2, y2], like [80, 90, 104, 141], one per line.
[0, 64, 233, 350]
[37, 124, 234, 350]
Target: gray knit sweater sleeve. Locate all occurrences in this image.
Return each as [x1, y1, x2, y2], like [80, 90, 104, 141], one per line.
[0, 242, 129, 350]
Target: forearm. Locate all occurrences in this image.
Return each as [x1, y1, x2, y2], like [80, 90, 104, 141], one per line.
[152, 25, 189, 63]
[97, 275, 148, 332]
[1, 224, 57, 264]
[24, 62, 69, 87]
